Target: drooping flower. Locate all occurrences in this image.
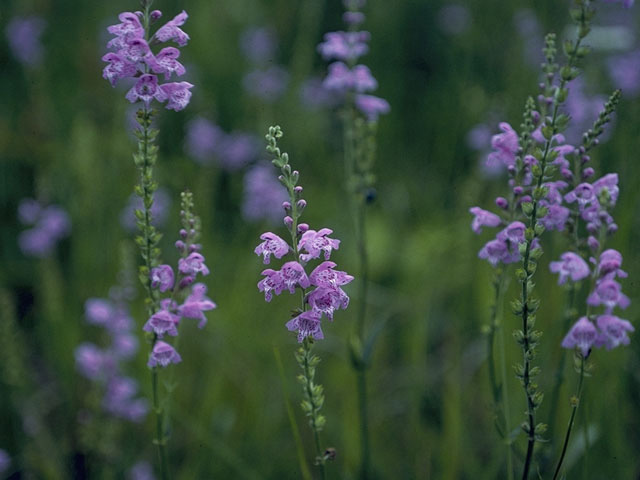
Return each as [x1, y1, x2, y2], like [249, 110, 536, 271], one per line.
[497, 221, 526, 245]
[597, 249, 627, 280]
[478, 237, 519, 266]
[178, 252, 210, 276]
[143, 309, 179, 337]
[587, 279, 630, 312]
[469, 207, 501, 233]
[150, 265, 175, 292]
[255, 232, 290, 264]
[159, 82, 193, 111]
[307, 286, 350, 320]
[279, 261, 311, 293]
[125, 74, 167, 107]
[147, 341, 182, 368]
[286, 310, 324, 343]
[102, 52, 138, 86]
[298, 228, 341, 262]
[258, 269, 285, 302]
[486, 122, 519, 169]
[561, 317, 598, 357]
[178, 283, 216, 328]
[549, 252, 590, 285]
[564, 183, 595, 207]
[595, 314, 634, 350]
[309, 261, 354, 287]
[153, 10, 190, 46]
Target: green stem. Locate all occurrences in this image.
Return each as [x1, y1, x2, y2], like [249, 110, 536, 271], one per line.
[302, 338, 326, 480]
[152, 369, 169, 480]
[552, 355, 585, 480]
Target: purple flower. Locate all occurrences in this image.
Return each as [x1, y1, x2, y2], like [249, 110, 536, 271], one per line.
[85, 298, 115, 326]
[299, 77, 342, 110]
[153, 11, 190, 46]
[112, 333, 139, 359]
[0, 449, 10, 474]
[243, 66, 289, 102]
[240, 26, 278, 65]
[323, 63, 377, 93]
[258, 269, 285, 302]
[298, 228, 341, 262]
[286, 310, 324, 343]
[593, 173, 619, 206]
[564, 183, 594, 207]
[587, 279, 630, 312]
[597, 249, 627, 280]
[143, 309, 179, 337]
[279, 261, 311, 293]
[6, 16, 46, 67]
[17, 198, 42, 224]
[469, 207, 501, 233]
[478, 238, 519, 266]
[317, 31, 370, 62]
[159, 81, 193, 111]
[125, 74, 167, 107]
[103, 376, 148, 422]
[561, 317, 597, 357]
[147, 341, 182, 368]
[307, 286, 350, 320]
[540, 204, 570, 231]
[122, 37, 151, 63]
[178, 252, 210, 276]
[498, 221, 526, 244]
[486, 122, 518, 169]
[309, 261, 354, 287]
[107, 12, 144, 47]
[255, 232, 290, 264]
[354, 94, 390, 122]
[607, 50, 640, 97]
[151, 265, 175, 292]
[184, 117, 224, 165]
[128, 461, 156, 480]
[18, 201, 71, 257]
[178, 283, 216, 328]
[102, 52, 137, 86]
[148, 47, 186, 80]
[549, 252, 590, 285]
[75, 343, 111, 380]
[242, 163, 289, 223]
[595, 314, 634, 350]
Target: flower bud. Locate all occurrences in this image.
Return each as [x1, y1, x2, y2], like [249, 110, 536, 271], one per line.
[587, 235, 599, 252]
[297, 223, 309, 234]
[495, 197, 508, 209]
[150, 10, 162, 21]
[582, 167, 594, 179]
[175, 240, 185, 252]
[179, 229, 188, 239]
[513, 186, 524, 195]
[282, 201, 292, 212]
[284, 216, 293, 229]
[296, 199, 307, 211]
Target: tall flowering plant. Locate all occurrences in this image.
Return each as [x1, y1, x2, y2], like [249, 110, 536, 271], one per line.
[255, 126, 352, 478]
[318, 1, 389, 476]
[102, 3, 215, 479]
[469, 1, 634, 478]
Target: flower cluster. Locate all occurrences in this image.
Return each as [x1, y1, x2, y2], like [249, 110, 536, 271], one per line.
[255, 127, 353, 342]
[318, 0, 390, 122]
[75, 290, 148, 422]
[144, 192, 216, 368]
[17, 198, 71, 258]
[102, 9, 193, 111]
[560, 248, 633, 356]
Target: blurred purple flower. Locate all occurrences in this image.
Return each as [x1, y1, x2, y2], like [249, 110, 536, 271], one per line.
[549, 252, 590, 285]
[437, 4, 471, 35]
[243, 66, 289, 103]
[184, 117, 224, 165]
[147, 341, 182, 368]
[120, 187, 171, 232]
[299, 77, 342, 110]
[240, 26, 277, 65]
[128, 461, 156, 480]
[6, 16, 46, 67]
[243, 163, 288, 223]
[103, 376, 149, 422]
[354, 94, 390, 122]
[18, 200, 71, 258]
[607, 50, 640, 97]
[561, 317, 598, 357]
[217, 132, 260, 171]
[0, 449, 10, 474]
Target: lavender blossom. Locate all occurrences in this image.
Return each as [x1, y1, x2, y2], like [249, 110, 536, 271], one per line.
[561, 317, 598, 357]
[549, 252, 590, 285]
[147, 341, 182, 368]
[587, 279, 630, 312]
[286, 310, 324, 343]
[255, 232, 290, 264]
[595, 314, 634, 350]
[298, 228, 341, 262]
[18, 200, 71, 258]
[150, 265, 175, 292]
[486, 122, 518, 169]
[178, 283, 217, 328]
[6, 16, 46, 67]
[469, 207, 501, 234]
[242, 163, 289, 223]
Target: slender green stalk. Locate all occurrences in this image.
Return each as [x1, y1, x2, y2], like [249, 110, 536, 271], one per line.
[274, 346, 314, 480]
[552, 355, 585, 480]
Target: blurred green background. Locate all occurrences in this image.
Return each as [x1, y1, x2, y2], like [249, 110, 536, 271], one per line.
[1, 0, 639, 478]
